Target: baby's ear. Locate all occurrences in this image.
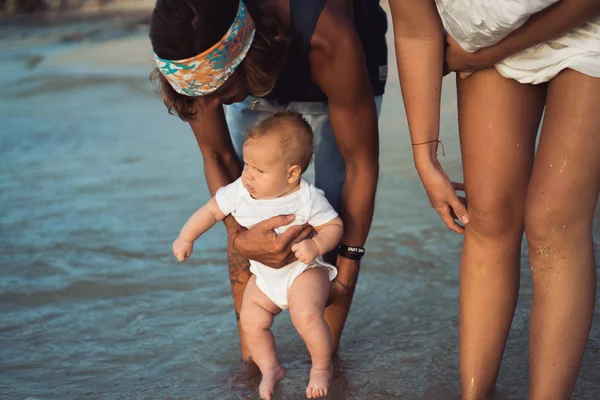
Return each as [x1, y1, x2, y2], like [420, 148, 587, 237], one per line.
[287, 164, 302, 183]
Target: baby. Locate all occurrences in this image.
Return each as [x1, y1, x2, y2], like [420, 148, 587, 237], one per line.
[172, 112, 343, 400]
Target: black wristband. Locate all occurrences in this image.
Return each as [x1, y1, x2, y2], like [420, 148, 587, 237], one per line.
[336, 244, 365, 261]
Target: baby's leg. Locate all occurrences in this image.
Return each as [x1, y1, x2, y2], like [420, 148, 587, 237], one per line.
[288, 267, 332, 399]
[240, 276, 285, 400]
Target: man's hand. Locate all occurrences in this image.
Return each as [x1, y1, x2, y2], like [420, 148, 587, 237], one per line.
[327, 256, 360, 305]
[172, 237, 194, 262]
[291, 239, 320, 264]
[229, 215, 314, 268]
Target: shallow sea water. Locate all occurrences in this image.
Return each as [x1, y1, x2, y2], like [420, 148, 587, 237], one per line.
[1, 11, 599, 400]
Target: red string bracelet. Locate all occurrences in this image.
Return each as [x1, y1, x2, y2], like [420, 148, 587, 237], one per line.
[412, 139, 446, 156]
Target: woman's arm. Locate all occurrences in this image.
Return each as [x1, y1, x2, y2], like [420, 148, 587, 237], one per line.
[388, 0, 469, 234]
[447, 0, 600, 72]
[389, 0, 445, 165]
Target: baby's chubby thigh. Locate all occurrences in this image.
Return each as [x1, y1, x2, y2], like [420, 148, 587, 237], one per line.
[287, 267, 330, 329]
[240, 275, 282, 334]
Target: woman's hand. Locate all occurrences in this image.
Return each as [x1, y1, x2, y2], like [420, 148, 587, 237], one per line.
[229, 215, 314, 268]
[416, 157, 469, 234]
[445, 35, 502, 75]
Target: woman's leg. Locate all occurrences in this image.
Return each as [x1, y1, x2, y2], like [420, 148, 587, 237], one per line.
[456, 68, 546, 400]
[524, 69, 600, 400]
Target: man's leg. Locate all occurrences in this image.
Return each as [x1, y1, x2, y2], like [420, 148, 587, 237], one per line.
[224, 98, 280, 360]
[310, 96, 383, 352]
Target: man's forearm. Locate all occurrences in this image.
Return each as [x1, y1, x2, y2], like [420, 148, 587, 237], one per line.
[190, 105, 242, 196]
[332, 158, 377, 288]
[339, 161, 378, 247]
[203, 153, 242, 196]
[201, 150, 243, 233]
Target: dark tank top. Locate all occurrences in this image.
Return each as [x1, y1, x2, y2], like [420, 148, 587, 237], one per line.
[264, 0, 388, 104]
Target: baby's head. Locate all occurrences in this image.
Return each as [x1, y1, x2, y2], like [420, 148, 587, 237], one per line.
[242, 111, 313, 199]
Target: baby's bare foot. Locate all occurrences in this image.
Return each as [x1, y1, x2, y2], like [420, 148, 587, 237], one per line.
[306, 363, 332, 398]
[259, 365, 286, 400]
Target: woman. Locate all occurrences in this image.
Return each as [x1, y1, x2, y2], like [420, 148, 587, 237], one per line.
[149, 0, 387, 362]
[389, 1, 600, 399]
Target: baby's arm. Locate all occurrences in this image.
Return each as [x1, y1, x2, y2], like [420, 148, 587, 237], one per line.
[173, 197, 227, 262]
[291, 217, 344, 264]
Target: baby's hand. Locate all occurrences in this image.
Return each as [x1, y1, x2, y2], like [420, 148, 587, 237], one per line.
[172, 237, 194, 262]
[291, 239, 320, 264]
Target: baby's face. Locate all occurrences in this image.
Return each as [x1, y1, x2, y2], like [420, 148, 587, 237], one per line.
[242, 136, 292, 199]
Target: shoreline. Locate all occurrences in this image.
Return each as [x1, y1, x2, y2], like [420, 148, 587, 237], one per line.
[0, 8, 150, 25]
[0, 6, 151, 51]
[0, 0, 154, 18]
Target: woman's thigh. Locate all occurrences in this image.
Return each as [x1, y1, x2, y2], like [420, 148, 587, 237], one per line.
[457, 68, 546, 237]
[525, 69, 600, 239]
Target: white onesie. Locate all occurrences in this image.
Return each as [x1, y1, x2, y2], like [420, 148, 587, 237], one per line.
[435, 0, 600, 84]
[215, 178, 338, 309]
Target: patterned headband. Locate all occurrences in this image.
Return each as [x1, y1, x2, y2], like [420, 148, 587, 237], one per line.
[153, 0, 256, 97]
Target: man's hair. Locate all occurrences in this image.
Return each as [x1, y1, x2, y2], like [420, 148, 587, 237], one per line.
[149, 0, 289, 121]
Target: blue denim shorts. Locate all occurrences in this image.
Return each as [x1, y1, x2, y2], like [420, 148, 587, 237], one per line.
[225, 96, 383, 212]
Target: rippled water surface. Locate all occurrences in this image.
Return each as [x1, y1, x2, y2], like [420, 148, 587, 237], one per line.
[1, 12, 599, 400]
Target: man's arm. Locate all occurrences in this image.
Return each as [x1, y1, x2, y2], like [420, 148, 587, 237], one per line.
[188, 104, 243, 233]
[309, 6, 379, 288]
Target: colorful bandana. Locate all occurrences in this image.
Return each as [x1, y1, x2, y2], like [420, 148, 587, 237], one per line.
[153, 0, 255, 97]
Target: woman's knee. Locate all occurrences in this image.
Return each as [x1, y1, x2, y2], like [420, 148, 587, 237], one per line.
[466, 197, 525, 241]
[524, 196, 592, 248]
